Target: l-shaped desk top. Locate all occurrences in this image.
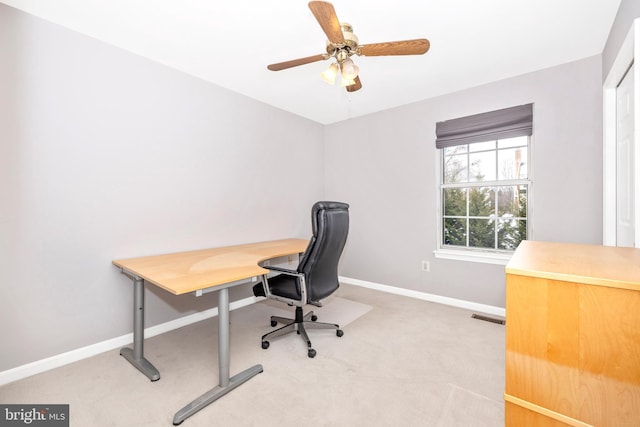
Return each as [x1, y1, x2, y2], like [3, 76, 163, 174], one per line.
[113, 238, 309, 295]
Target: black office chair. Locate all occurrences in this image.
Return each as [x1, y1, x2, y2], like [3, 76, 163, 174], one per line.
[253, 201, 349, 358]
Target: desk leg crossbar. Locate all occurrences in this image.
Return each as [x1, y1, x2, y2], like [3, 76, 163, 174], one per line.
[119, 274, 262, 425]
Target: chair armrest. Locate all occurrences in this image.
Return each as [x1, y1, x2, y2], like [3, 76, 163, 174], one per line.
[263, 265, 303, 277]
[258, 266, 307, 305]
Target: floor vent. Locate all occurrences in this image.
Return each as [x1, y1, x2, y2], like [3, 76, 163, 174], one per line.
[471, 314, 506, 325]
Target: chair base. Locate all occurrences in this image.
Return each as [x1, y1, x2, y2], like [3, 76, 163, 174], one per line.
[261, 306, 343, 358]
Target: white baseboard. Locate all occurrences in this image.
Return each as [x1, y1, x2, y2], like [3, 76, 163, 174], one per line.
[2, 279, 504, 386]
[339, 276, 506, 318]
[0, 296, 260, 387]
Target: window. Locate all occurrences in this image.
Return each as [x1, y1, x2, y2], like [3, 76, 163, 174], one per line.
[442, 136, 529, 250]
[435, 104, 532, 263]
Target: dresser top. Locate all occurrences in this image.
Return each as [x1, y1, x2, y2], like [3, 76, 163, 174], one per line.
[506, 240, 640, 291]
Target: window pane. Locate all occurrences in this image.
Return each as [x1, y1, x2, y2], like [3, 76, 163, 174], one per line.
[439, 135, 530, 254]
[444, 154, 468, 183]
[498, 219, 526, 250]
[470, 151, 496, 182]
[443, 188, 467, 216]
[444, 218, 466, 246]
[498, 147, 527, 179]
[498, 136, 528, 149]
[498, 186, 527, 217]
[469, 218, 495, 249]
[469, 187, 495, 217]
[444, 145, 467, 156]
[469, 140, 496, 152]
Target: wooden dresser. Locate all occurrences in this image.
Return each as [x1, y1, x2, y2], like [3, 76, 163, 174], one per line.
[504, 241, 640, 426]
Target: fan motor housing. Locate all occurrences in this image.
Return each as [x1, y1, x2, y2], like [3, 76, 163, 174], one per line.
[326, 22, 359, 55]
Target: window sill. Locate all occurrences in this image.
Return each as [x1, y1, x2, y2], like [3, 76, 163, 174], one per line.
[434, 249, 512, 266]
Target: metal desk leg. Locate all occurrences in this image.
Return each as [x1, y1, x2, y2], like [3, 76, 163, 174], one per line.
[172, 287, 263, 425]
[120, 276, 160, 381]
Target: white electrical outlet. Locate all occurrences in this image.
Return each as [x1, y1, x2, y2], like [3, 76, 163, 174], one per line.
[421, 260, 430, 272]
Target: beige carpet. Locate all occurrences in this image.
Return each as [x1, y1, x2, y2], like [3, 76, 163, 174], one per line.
[0, 284, 505, 426]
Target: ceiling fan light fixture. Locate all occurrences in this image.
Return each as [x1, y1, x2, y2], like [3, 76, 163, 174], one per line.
[321, 62, 339, 85]
[267, 1, 431, 94]
[340, 58, 359, 81]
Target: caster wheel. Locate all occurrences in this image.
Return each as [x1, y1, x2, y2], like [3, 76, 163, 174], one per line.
[336, 329, 344, 337]
[270, 320, 278, 327]
[261, 341, 270, 349]
[311, 315, 318, 321]
[308, 349, 317, 358]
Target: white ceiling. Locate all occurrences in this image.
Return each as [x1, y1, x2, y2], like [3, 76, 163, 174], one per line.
[2, 0, 621, 124]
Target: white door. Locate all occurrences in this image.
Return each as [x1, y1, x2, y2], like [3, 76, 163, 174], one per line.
[617, 63, 635, 247]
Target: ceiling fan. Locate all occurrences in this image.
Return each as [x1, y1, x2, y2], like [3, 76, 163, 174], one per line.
[267, 1, 430, 93]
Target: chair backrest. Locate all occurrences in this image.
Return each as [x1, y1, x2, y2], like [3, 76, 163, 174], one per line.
[297, 201, 349, 302]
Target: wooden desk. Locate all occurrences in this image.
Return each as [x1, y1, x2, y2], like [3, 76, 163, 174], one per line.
[504, 241, 640, 426]
[113, 238, 308, 425]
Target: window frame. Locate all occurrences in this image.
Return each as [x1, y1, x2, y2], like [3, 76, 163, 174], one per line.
[434, 136, 533, 265]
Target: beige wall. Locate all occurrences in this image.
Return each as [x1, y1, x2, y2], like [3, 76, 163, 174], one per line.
[0, 3, 324, 372]
[325, 55, 603, 308]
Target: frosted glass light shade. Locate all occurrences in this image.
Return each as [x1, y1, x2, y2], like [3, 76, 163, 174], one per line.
[340, 59, 359, 80]
[321, 63, 339, 85]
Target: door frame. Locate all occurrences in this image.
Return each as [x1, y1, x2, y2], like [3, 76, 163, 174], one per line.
[603, 18, 640, 246]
